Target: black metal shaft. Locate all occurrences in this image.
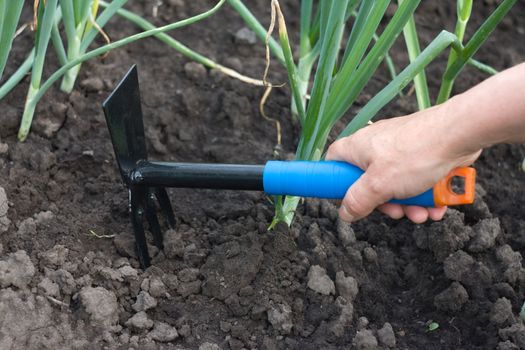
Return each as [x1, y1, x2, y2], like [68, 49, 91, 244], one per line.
[130, 161, 265, 190]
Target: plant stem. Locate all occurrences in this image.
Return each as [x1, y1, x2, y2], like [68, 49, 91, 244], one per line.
[293, 54, 315, 121]
[20, 0, 58, 140]
[58, 0, 80, 92]
[299, 0, 312, 58]
[374, 33, 398, 81]
[290, 0, 313, 121]
[21, 84, 39, 137]
[60, 29, 82, 92]
[81, 0, 128, 52]
[0, 0, 24, 80]
[0, 50, 35, 99]
[273, 0, 306, 123]
[468, 58, 497, 75]
[340, 0, 375, 66]
[298, 0, 349, 160]
[274, 196, 300, 227]
[348, 10, 399, 83]
[51, 9, 68, 66]
[347, 9, 399, 82]
[436, 0, 472, 103]
[399, 0, 430, 110]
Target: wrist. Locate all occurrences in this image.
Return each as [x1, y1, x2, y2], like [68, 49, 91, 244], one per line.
[436, 94, 485, 159]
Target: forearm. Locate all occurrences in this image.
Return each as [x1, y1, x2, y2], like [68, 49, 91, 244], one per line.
[444, 62, 525, 155]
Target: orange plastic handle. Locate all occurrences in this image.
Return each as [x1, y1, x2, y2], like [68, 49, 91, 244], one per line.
[433, 167, 476, 207]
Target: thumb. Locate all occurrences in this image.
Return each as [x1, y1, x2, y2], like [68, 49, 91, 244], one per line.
[339, 168, 392, 222]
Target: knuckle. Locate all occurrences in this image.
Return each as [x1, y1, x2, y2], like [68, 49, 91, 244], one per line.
[326, 143, 339, 158]
[350, 130, 366, 145]
[327, 138, 353, 160]
[343, 188, 367, 216]
[363, 173, 395, 204]
[367, 176, 387, 196]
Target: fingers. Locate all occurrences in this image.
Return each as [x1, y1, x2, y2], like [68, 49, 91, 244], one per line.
[428, 206, 447, 221]
[378, 204, 448, 223]
[403, 206, 429, 224]
[401, 206, 448, 223]
[378, 203, 404, 219]
[339, 169, 392, 222]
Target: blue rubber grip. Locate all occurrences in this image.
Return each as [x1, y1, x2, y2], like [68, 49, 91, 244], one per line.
[263, 160, 435, 207]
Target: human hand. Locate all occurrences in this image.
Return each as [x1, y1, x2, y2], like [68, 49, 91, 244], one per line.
[326, 104, 481, 223]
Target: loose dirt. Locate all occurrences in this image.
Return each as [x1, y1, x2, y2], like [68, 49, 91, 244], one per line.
[0, 1, 524, 349]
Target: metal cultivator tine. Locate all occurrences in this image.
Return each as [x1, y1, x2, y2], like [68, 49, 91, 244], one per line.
[103, 65, 176, 269]
[153, 187, 176, 229]
[129, 187, 152, 269]
[145, 188, 164, 250]
[129, 185, 173, 268]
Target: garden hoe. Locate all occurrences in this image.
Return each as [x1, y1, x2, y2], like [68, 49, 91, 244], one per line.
[103, 65, 477, 269]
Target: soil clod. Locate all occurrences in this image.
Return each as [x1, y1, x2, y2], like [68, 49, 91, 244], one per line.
[377, 322, 396, 348]
[0, 250, 35, 289]
[434, 281, 469, 312]
[307, 265, 335, 295]
[78, 286, 119, 327]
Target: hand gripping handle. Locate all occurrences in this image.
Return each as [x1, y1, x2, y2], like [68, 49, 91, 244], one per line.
[262, 161, 475, 207]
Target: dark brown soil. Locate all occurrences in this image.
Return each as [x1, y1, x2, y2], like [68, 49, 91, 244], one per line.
[0, 1, 524, 349]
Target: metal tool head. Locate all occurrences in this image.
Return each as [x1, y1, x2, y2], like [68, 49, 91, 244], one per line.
[102, 65, 148, 186]
[103, 65, 175, 269]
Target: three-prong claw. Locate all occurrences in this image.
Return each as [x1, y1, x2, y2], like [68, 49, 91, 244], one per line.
[103, 65, 178, 269]
[129, 186, 176, 268]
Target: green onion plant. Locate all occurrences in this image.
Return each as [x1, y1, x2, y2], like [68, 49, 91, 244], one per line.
[227, 0, 516, 226]
[21, 0, 60, 143]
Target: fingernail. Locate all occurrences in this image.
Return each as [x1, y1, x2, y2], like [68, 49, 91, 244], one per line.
[340, 204, 354, 222]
